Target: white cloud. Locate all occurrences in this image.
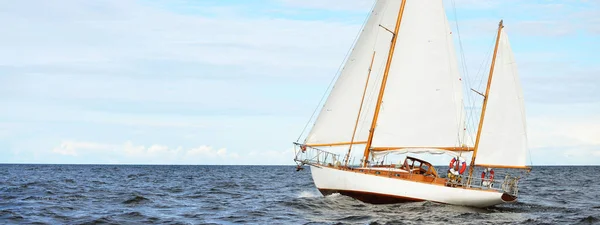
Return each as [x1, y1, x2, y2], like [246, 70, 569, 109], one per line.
[123, 141, 145, 156]
[529, 114, 600, 149]
[52, 141, 112, 156]
[49, 140, 286, 164]
[526, 112, 600, 165]
[246, 148, 295, 165]
[186, 145, 238, 159]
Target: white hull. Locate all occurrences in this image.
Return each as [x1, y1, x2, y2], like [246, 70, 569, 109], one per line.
[310, 165, 514, 208]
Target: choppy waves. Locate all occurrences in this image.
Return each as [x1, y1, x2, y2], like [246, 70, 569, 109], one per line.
[0, 165, 599, 224]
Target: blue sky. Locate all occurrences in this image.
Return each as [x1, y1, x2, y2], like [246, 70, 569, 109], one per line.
[1, 0, 599, 165]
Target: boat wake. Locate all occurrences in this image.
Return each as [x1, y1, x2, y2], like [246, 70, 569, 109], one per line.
[297, 191, 319, 198]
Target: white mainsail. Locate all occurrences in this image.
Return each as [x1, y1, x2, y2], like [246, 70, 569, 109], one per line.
[305, 0, 401, 145]
[370, 0, 465, 148]
[475, 29, 528, 167]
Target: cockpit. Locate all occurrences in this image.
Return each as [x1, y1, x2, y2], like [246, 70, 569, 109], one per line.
[402, 156, 438, 177]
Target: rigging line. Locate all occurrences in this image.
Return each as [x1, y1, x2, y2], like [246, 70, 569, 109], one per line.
[451, 0, 470, 80]
[475, 34, 499, 94]
[350, 0, 389, 147]
[354, 57, 387, 146]
[451, 0, 474, 147]
[353, 9, 390, 139]
[465, 77, 482, 145]
[450, 0, 478, 147]
[465, 34, 497, 145]
[356, 58, 387, 135]
[296, 1, 377, 142]
[452, 1, 470, 145]
[345, 51, 376, 166]
[348, 58, 387, 159]
[449, 0, 468, 147]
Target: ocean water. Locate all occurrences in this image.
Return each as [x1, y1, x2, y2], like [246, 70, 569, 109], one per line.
[0, 165, 599, 225]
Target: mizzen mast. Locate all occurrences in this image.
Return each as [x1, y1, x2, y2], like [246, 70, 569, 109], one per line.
[362, 0, 407, 167]
[467, 20, 504, 179]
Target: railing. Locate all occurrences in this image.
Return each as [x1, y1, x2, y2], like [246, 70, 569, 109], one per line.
[293, 143, 520, 196]
[293, 143, 350, 168]
[445, 173, 520, 196]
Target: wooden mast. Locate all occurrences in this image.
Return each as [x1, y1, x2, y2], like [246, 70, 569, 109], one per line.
[467, 20, 504, 180]
[362, 0, 407, 167]
[344, 51, 376, 166]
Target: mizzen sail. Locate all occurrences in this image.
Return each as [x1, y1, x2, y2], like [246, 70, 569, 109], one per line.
[474, 29, 528, 168]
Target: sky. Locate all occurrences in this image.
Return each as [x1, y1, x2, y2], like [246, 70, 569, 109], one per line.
[1, 0, 599, 165]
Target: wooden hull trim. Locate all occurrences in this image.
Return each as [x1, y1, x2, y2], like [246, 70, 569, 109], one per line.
[501, 193, 518, 202]
[319, 188, 425, 204]
[319, 188, 517, 205]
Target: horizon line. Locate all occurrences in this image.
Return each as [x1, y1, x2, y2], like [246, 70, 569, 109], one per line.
[1, 163, 599, 167]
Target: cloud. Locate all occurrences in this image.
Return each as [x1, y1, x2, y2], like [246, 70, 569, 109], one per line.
[527, 113, 600, 165]
[529, 115, 600, 148]
[532, 145, 600, 165]
[246, 148, 295, 165]
[49, 140, 287, 165]
[186, 145, 239, 159]
[122, 142, 184, 159]
[52, 141, 112, 156]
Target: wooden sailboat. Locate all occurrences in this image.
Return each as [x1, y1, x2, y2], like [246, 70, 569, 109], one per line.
[293, 0, 530, 208]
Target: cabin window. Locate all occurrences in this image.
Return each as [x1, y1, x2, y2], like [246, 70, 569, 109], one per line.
[375, 171, 380, 175]
[395, 174, 400, 177]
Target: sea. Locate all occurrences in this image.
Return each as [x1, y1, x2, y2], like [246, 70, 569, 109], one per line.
[0, 165, 598, 225]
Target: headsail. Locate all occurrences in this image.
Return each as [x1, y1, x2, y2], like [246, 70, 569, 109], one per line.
[305, 0, 401, 145]
[370, 0, 465, 149]
[474, 28, 528, 168]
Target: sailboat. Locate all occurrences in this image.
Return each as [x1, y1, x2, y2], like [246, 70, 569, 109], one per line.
[293, 0, 530, 208]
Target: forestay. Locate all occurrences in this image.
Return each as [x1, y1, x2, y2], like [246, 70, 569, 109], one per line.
[475, 29, 528, 167]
